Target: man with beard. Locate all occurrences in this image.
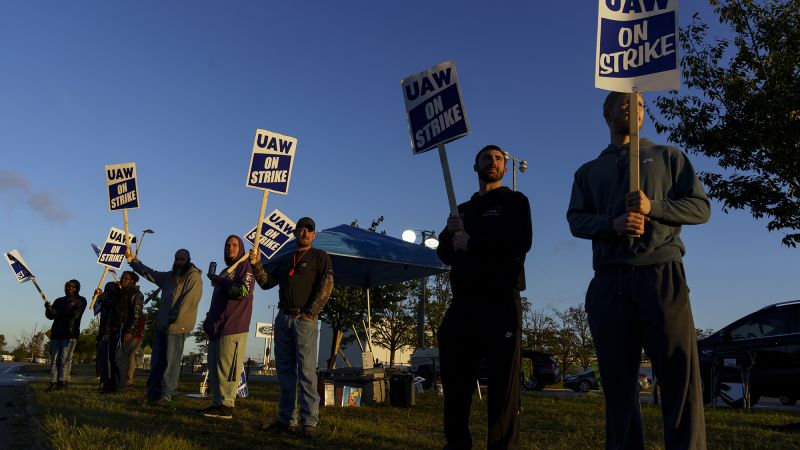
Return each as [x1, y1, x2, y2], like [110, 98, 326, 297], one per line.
[199, 235, 255, 420]
[436, 145, 532, 450]
[95, 271, 144, 394]
[567, 92, 709, 449]
[249, 217, 333, 437]
[44, 279, 87, 391]
[127, 248, 202, 404]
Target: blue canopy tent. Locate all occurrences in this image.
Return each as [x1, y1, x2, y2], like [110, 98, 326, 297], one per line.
[261, 224, 450, 364]
[263, 224, 449, 288]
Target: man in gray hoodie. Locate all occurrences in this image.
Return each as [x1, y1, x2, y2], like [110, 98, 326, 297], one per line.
[567, 92, 710, 450]
[127, 248, 202, 405]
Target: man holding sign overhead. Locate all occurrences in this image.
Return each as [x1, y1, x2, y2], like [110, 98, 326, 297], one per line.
[567, 92, 710, 449]
[436, 145, 532, 450]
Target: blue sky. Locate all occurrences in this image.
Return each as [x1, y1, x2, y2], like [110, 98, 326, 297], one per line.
[1, 2, 797, 360]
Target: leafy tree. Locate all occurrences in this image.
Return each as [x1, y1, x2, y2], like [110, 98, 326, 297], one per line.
[652, 0, 800, 247]
[74, 316, 99, 364]
[549, 308, 582, 380]
[140, 289, 160, 350]
[565, 305, 595, 371]
[370, 281, 417, 367]
[10, 343, 29, 362]
[424, 272, 452, 348]
[696, 328, 716, 340]
[14, 324, 47, 361]
[191, 322, 208, 354]
[521, 298, 556, 353]
[0, 334, 6, 354]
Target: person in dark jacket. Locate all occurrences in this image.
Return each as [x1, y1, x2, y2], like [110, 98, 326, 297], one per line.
[437, 144, 532, 450]
[44, 279, 87, 391]
[94, 271, 143, 394]
[567, 92, 710, 450]
[249, 216, 334, 437]
[198, 235, 255, 420]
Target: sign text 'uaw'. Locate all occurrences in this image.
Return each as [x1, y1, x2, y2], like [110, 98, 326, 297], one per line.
[401, 60, 470, 154]
[244, 209, 296, 260]
[4, 249, 34, 283]
[246, 130, 297, 194]
[97, 227, 129, 270]
[595, 0, 680, 92]
[105, 162, 140, 211]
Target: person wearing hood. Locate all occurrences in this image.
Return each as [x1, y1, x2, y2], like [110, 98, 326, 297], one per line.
[126, 247, 202, 404]
[199, 235, 255, 420]
[95, 270, 144, 394]
[567, 92, 710, 449]
[44, 279, 87, 391]
[436, 144, 532, 450]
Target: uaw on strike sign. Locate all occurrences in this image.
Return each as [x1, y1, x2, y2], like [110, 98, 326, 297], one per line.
[595, 0, 680, 92]
[401, 60, 470, 154]
[97, 227, 128, 270]
[105, 162, 139, 210]
[246, 130, 297, 194]
[244, 210, 296, 260]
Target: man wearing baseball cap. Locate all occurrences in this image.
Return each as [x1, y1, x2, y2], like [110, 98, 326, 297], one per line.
[250, 216, 334, 438]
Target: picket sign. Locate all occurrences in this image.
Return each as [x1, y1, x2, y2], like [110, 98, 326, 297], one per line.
[401, 61, 469, 220]
[4, 250, 48, 303]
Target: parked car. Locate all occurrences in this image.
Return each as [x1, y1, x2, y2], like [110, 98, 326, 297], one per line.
[411, 348, 560, 391]
[564, 370, 599, 392]
[697, 300, 800, 407]
[564, 370, 650, 393]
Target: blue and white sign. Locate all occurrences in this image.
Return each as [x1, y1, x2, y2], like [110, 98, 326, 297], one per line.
[105, 162, 140, 211]
[246, 130, 297, 194]
[401, 60, 470, 154]
[244, 209, 296, 260]
[4, 249, 34, 283]
[91, 243, 117, 276]
[595, 0, 680, 92]
[97, 227, 129, 270]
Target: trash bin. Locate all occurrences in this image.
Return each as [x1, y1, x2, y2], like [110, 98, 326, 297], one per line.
[389, 373, 415, 407]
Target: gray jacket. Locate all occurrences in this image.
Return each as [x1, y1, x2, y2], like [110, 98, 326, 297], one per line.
[130, 259, 203, 334]
[567, 138, 711, 269]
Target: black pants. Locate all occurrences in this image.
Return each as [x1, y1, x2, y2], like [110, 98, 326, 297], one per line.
[438, 291, 522, 450]
[98, 330, 122, 391]
[586, 261, 706, 450]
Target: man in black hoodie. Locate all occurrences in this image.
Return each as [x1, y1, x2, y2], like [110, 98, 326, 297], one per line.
[437, 144, 532, 450]
[567, 92, 710, 449]
[44, 279, 87, 391]
[94, 271, 143, 394]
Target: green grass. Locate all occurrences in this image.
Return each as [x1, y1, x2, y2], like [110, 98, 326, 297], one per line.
[24, 366, 800, 449]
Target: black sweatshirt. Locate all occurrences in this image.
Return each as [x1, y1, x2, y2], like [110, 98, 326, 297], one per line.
[45, 296, 87, 340]
[437, 186, 532, 302]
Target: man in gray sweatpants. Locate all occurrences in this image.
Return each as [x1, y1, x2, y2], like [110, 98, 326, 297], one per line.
[567, 91, 710, 450]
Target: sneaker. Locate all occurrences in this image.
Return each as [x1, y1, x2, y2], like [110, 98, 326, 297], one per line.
[196, 405, 217, 414]
[302, 425, 317, 438]
[202, 405, 233, 419]
[261, 420, 298, 432]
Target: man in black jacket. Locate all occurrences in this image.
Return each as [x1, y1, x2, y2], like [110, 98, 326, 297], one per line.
[44, 279, 87, 391]
[437, 145, 532, 450]
[94, 271, 143, 394]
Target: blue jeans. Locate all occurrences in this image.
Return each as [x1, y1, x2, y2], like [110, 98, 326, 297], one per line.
[274, 310, 320, 427]
[146, 330, 188, 401]
[49, 339, 77, 383]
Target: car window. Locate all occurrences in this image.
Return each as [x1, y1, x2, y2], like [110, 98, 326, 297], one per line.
[730, 307, 795, 340]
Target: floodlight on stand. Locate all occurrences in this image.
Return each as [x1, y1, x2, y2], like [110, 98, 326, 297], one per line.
[519, 161, 527, 173]
[402, 229, 417, 243]
[424, 237, 439, 249]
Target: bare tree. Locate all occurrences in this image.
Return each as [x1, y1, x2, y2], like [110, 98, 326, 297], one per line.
[15, 324, 47, 362]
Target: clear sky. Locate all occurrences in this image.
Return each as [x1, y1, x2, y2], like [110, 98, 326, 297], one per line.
[1, 2, 797, 361]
